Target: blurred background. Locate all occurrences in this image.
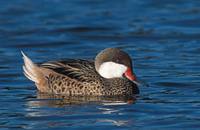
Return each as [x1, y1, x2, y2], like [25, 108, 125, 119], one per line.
[0, 0, 200, 129]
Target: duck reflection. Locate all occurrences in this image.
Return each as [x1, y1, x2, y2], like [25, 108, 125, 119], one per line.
[27, 92, 138, 108]
[25, 92, 136, 128]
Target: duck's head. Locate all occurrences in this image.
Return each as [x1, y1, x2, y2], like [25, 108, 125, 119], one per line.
[95, 48, 137, 82]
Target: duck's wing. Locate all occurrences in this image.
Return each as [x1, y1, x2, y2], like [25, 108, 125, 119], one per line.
[40, 59, 99, 82]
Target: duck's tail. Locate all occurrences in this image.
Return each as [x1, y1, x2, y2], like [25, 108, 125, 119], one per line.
[22, 51, 50, 92]
[21, 51, 42, 84]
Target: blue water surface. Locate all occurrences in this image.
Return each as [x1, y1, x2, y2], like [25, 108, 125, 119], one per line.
[0, 0, 200, 129]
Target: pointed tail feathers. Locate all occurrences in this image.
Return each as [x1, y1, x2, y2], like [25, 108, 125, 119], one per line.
[22, 51, 41, 84]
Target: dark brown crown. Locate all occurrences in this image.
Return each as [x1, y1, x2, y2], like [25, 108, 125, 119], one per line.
[95, 48, 133, 71]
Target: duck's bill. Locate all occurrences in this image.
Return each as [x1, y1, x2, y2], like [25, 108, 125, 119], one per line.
[123, 68, 141, 86]
[124, 68, 137, 80]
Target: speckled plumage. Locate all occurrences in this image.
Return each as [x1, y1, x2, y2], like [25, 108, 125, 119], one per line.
[39, 59, 138, 96]
[22, 48, 139, 96]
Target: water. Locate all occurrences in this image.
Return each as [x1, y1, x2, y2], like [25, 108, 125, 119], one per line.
[0, 0, 200, 129]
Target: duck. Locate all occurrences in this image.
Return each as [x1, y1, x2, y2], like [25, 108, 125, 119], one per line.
[22, 48, 139, 96]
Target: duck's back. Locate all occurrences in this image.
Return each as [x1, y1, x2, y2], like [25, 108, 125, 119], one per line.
[39, 59, 106, 95]
[41, 59, 98, 82]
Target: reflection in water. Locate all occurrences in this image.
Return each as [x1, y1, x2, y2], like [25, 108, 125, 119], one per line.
[27, 92, 137, 108]
[96, 119, 129, 126]
[25, 92, 137, 128]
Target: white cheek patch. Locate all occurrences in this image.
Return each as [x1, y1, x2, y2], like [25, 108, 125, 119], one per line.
[98, 62, 127, 79]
